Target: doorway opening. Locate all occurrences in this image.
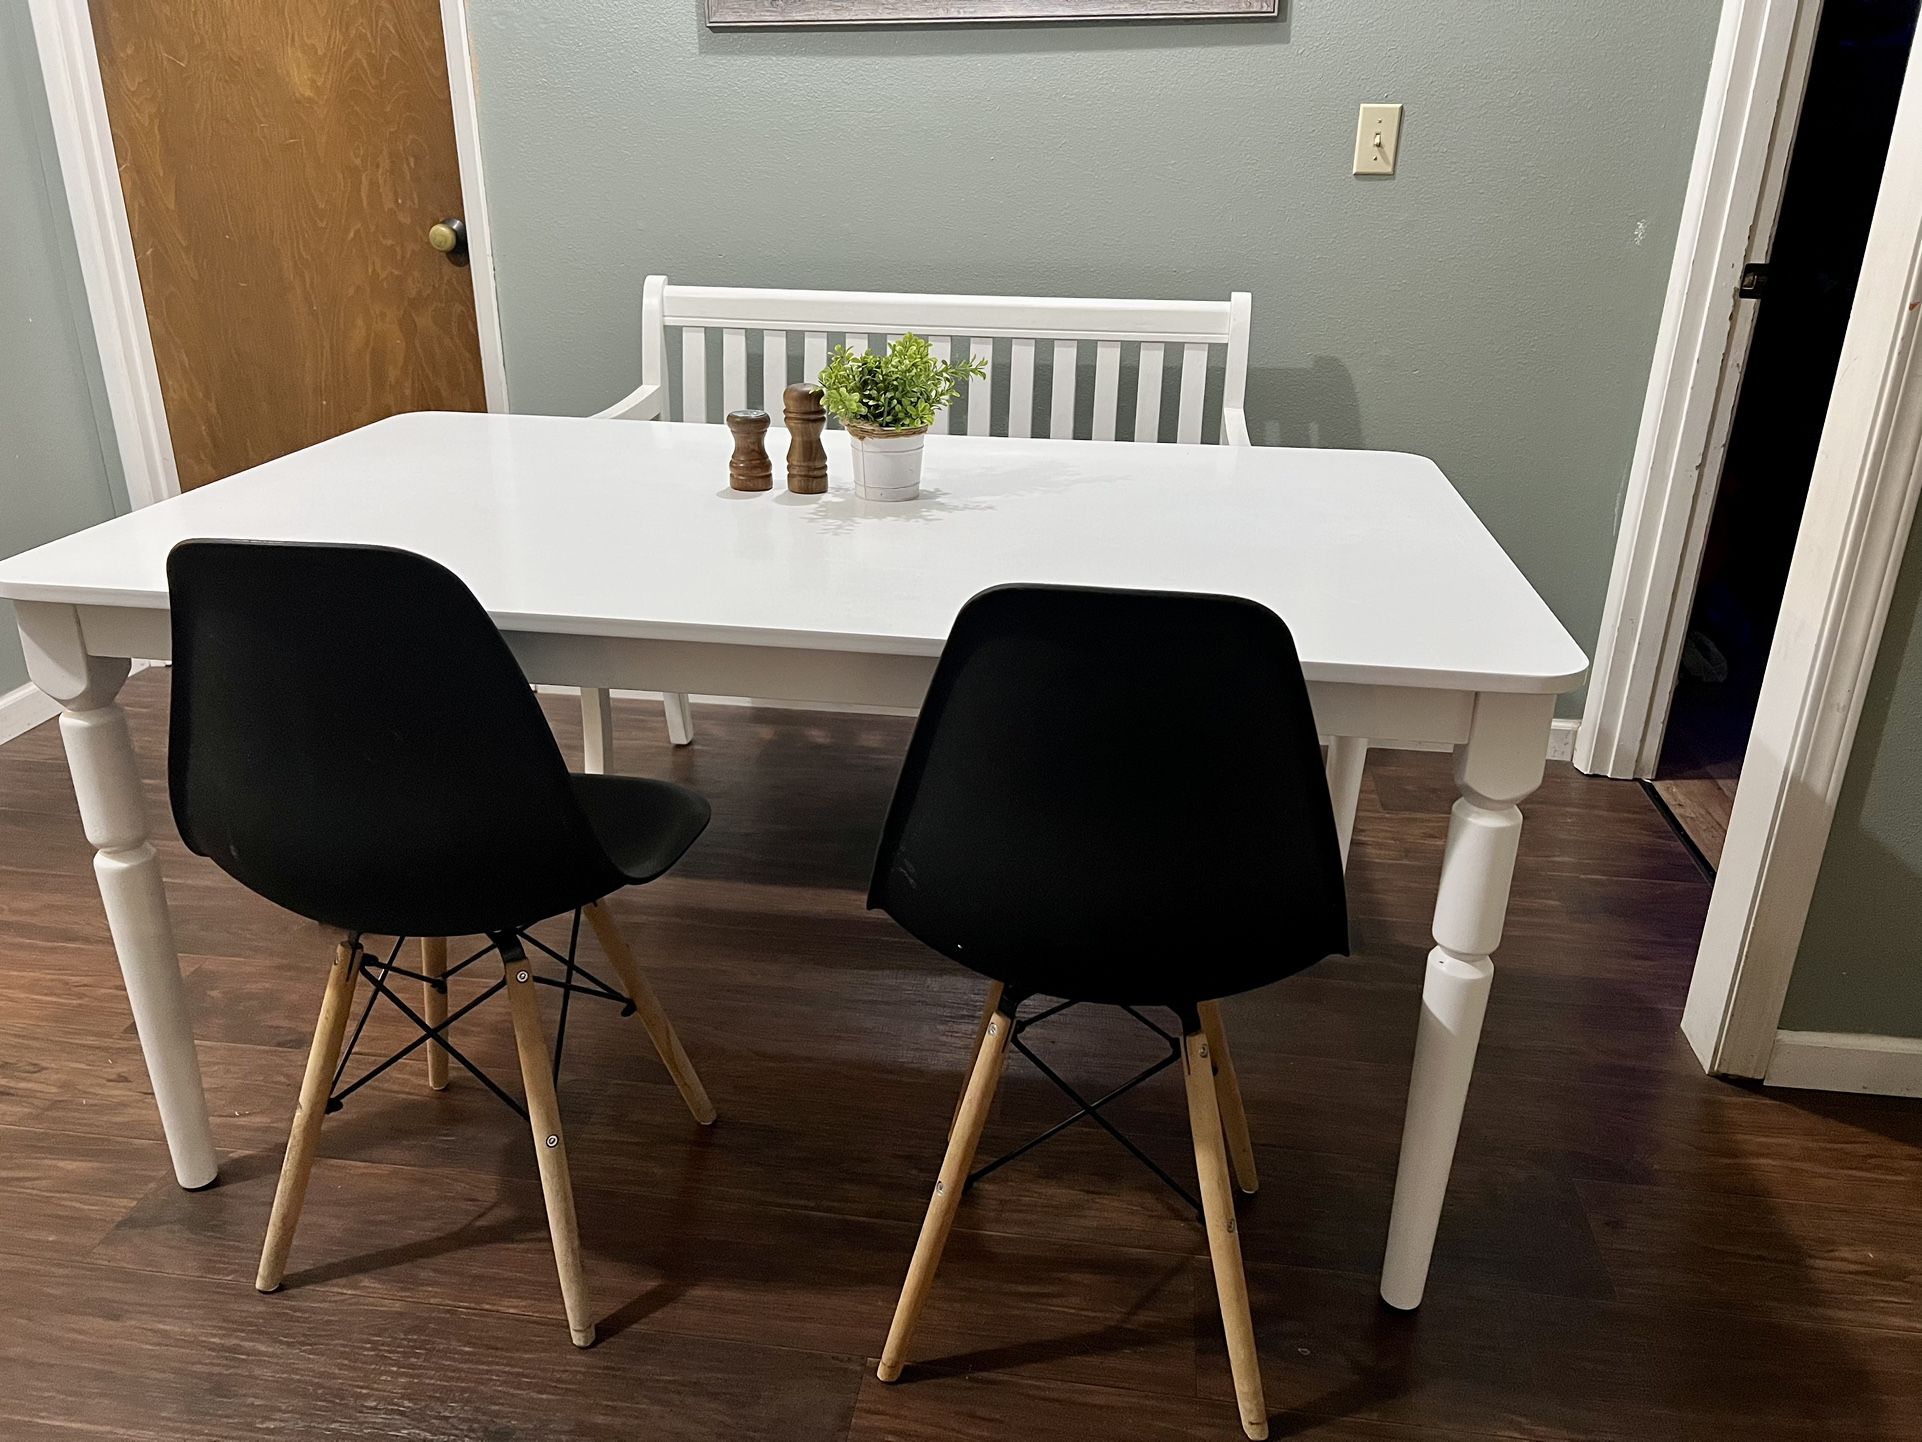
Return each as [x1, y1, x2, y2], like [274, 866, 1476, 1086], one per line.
[1649, 0, 1921, 872]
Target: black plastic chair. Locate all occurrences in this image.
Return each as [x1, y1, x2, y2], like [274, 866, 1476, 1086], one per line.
[168, 539, 717, 1347]
[867, 584, 1349, 1441]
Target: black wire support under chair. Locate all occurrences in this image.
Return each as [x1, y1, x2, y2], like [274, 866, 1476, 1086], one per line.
[325, 909, 634, 1122]
[964, 997, 1204, 1221]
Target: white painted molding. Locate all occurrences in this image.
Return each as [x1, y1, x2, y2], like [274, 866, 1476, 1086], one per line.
[1629, 0, 1827, 782]
[1546, 717, 1579, 764]
[1577, 0, 1817, 779]
[439, 0, 508, 412]
[0, 680, 62, 747]
[29, 0, 180, 509]
[1683, 38, 1922, 1078]
[1767, 1031, 1922, 1098]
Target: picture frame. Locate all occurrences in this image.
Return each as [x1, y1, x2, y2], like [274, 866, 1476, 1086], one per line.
[706, 1, 1279, 27]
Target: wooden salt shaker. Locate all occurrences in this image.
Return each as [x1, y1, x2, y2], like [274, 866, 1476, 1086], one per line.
[725, 408, 772, 491]
[783, 383, 828, 495]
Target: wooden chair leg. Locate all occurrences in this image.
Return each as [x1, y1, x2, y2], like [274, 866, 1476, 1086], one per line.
[1198, 1001, 1258, 1195]
[256, 939, 363, 1294]
[502, 952, 597, 1348]
[421, 937, 449, 1091]
[878, 1006, 1013, 1383]
[949, 981, 1004, 1138]
[580, 687, 614, 774]
[663, 692, 695, 746]
[1184, 1029, 1268, 1440]
[582, 900, 716, 1125]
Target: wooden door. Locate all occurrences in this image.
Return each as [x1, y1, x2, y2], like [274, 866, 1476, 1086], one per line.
[89, 0, 487, 491]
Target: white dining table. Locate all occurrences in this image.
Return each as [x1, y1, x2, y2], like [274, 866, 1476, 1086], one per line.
[0, 410, 1585, 1311]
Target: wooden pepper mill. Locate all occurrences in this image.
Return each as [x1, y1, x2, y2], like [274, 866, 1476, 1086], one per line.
[783, 383, 829, 495]
[725, 408, 772, 491]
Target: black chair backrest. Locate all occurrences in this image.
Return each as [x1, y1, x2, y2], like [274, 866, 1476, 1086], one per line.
[168, 540, 626, 937]
[869, 584, 1348, 1008]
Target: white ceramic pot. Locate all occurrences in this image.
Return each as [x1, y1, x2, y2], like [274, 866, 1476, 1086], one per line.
[847, 424, 927, 501]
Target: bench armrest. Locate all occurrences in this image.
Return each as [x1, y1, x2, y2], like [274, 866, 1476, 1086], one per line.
[595, 382, 665, 421]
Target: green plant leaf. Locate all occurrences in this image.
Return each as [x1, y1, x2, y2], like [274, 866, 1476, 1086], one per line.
[817, 331, 988, 430]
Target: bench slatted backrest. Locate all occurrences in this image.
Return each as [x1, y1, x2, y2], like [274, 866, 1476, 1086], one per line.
[640, 277, 1252, 445]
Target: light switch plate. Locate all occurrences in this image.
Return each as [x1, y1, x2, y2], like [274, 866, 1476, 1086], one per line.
[1354, 103, 1403, 176]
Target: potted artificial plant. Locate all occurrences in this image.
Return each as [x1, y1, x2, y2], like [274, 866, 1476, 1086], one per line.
[819, 333, 985, 501]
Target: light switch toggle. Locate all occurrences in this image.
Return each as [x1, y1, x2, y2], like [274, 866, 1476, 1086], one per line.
[1354, 103, 1403, 176]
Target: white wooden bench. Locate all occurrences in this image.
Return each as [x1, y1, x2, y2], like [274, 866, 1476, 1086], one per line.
[584, 276, 1372, 859]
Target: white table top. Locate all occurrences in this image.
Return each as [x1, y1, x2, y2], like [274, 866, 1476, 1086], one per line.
[0, 411, 1586, 694]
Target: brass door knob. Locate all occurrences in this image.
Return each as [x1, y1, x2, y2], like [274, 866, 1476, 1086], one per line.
[427, 217, 468, 265]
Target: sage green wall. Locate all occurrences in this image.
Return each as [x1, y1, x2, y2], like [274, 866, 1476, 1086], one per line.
[466, 2, 1723, 705]
[0, 7, 127, 695]
[1780, 519, 1922, 1039]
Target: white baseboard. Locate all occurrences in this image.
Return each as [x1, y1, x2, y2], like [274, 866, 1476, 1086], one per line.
[0, 662, 156, 749]
[1547, 717, 1580, 763]
[1765, 1030, 1922, 1098]
[537, 688, 1584, 762]
[0, 680, 61, 745]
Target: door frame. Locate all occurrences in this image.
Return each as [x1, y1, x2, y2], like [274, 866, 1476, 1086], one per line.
[1576, 0, 1822, 781]
[1577, 0, 1922, 1080]
[27, 0, 509, 512]
[1682, 32, 1922, 1077]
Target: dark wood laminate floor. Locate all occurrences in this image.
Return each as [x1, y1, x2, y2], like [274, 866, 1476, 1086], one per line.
[1653, 688, 1746, 873]
[3, 670, 1920, 1440]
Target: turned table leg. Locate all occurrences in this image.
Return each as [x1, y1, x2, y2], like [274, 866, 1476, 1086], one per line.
[19, 602, 218, 1190]
[1379, 692, 1552, 1310]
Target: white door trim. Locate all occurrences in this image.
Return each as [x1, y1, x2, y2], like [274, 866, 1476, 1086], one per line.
[28, 0, 180, 508]
[27, 0, 508, 515]
[1576, 0, 1820, 779]
[438, 0, 507, 412]
[1683, 35, 1922, 1077]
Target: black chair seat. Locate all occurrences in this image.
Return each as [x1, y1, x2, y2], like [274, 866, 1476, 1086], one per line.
[166, 540, 716, 938]
[570, 774, 711, 885]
